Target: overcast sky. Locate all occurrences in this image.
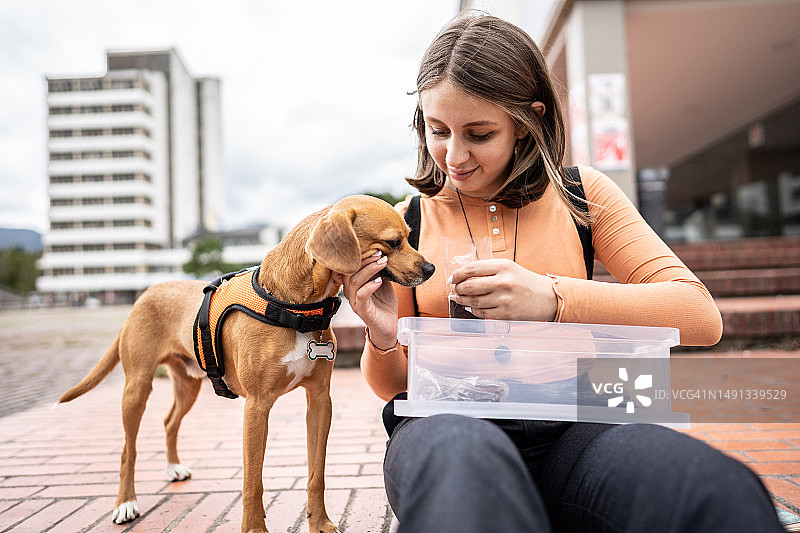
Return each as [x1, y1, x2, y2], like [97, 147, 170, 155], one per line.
[0, 0, 553, 234]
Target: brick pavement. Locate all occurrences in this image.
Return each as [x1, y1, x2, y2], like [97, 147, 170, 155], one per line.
[1, 305, 798, 531]
[0, 368, 398, 532]
[1, 363, 799, 531]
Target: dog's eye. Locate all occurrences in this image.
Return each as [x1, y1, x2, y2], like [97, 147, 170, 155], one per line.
[385, 239, 401, 249]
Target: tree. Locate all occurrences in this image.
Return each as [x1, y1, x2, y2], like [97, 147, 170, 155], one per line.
[0, 247, 40, 294]
[364, 191, 411, 208]
[183, 237, 241, 278]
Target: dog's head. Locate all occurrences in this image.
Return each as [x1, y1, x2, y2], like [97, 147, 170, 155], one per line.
[305, 195, 435, 287]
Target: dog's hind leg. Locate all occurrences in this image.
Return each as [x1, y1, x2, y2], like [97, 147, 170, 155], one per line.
[304, 370, 339, 533]
[163, 360, 202, 482]
[113, 372, 154, 524]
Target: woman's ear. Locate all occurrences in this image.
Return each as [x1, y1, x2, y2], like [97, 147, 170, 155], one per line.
[305, 208, 362, 275]
[531, 101, 546, 118]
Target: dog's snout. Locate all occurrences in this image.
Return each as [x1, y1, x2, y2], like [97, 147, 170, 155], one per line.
[421, 262, 435, 280]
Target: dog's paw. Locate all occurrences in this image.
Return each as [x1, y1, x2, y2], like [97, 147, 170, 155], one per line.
[310, 519, 340, 533]
[112, 500, 140, 523]
[167, 463, 192, 481]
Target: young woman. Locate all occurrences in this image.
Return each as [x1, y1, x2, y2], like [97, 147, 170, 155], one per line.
[342, 13, 784, 532]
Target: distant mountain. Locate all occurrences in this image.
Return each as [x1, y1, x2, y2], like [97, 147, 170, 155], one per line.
[0, 228, 43, 253]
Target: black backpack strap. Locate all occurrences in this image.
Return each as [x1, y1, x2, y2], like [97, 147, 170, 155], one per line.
[563, 167, 594, 280]
[403, 195, 422, 316]
[405, 194, 421, 250]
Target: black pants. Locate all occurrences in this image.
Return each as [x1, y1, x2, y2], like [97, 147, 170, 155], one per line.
[382, 394, 784, 533]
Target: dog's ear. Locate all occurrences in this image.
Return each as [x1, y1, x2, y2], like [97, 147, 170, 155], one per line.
[305, 207, 362, 274]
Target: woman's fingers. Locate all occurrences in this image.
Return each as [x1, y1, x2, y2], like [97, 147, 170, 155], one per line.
[343, 251, 387, 301]
[449, 258, 507, 285]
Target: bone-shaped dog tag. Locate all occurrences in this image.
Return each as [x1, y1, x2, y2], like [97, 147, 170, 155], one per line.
[307, 341, 335, 361]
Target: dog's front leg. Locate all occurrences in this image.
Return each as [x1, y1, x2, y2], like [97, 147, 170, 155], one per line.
[242, 396, 272, 533]
[305, 377, 339, 533]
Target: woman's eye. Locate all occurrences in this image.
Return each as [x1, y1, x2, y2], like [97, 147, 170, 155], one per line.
[470, 132, 493, 141]
[385, 239, 401, 249]
[429, 127, 448, 137]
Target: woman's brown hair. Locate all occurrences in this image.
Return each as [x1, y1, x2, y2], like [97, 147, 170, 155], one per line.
[408, 12, 589, 224]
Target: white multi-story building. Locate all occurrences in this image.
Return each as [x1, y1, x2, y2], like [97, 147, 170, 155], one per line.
[38, 49, 225, 304]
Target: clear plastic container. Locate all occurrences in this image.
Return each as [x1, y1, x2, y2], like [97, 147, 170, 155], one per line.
[393, 317, 689, 427]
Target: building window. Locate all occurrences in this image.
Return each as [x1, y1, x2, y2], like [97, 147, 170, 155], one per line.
[112, 196, 135, 204]
[111, 127, 135, 135]
[80, 105, 104, 114]
[111, 104, 135, 113]
[51, 245, 75, 252]
[50, 152, 74, 161]
[48, 80, 73, 92]
[81, 151, 104, 159]
[81, 174, 105, 182]
[112, 173, 135, 181]
[109, 79, 134, 89]
[83, 220, 106, 228]
[114, 266, 137, 274]
[79, 79, 103, 91]
[83, 267, 106, 275]
[49, 106, 72, 115]
[53, 267, 75, 276]
[113, 219, 135, 227]
[51, 221, 74, 230]
[83, 244, 105, 252]
[113, 243, 136, 250]
[81, 128, 104, 137]
[51, 198, 73, 207]
[82, 197, 105, 206]
[49, 130, 73, 138]
[112, 150, 135, 158]
[50, 175, 74, 184]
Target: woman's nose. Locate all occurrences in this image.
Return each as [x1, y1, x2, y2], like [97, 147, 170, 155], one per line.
[445, 137, 469, 168]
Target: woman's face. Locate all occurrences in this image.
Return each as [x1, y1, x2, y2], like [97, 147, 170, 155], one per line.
[420, 80, 524, 198]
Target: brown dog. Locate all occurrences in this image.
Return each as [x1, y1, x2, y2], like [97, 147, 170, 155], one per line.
[58, 195, 434, 533]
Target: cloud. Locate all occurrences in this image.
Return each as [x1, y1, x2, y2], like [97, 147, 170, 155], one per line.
[0, 0, 552, 235]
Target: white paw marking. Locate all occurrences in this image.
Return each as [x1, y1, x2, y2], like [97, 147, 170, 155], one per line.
[167, 463, 192, 481]
[112, 500, 140, 523]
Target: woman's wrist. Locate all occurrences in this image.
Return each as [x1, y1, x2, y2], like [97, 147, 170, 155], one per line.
[365, 327, 399, 353]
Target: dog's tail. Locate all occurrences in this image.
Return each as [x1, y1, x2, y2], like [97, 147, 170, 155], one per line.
[58, 331, 121, 403]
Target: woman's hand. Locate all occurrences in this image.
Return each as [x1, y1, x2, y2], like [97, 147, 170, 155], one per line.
[340, 251, 399, 350]
[449, 258, 558, 321]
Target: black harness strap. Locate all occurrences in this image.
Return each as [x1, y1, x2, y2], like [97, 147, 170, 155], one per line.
[193, 270, 239, 398]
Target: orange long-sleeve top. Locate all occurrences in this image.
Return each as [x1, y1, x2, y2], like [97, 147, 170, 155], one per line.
[360, 166, 723, 400]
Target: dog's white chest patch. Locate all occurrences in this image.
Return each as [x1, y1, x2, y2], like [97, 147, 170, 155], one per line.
[281, 332, 318, 392]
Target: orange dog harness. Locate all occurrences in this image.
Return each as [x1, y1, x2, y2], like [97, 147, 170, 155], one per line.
[193, 266, 341, 399]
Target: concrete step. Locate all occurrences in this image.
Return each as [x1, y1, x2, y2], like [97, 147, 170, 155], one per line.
[595, 267, 800, 298]
[716, 295, 800, 338]
[694, 268, 800, 298]
[669, 236, 800, 271]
